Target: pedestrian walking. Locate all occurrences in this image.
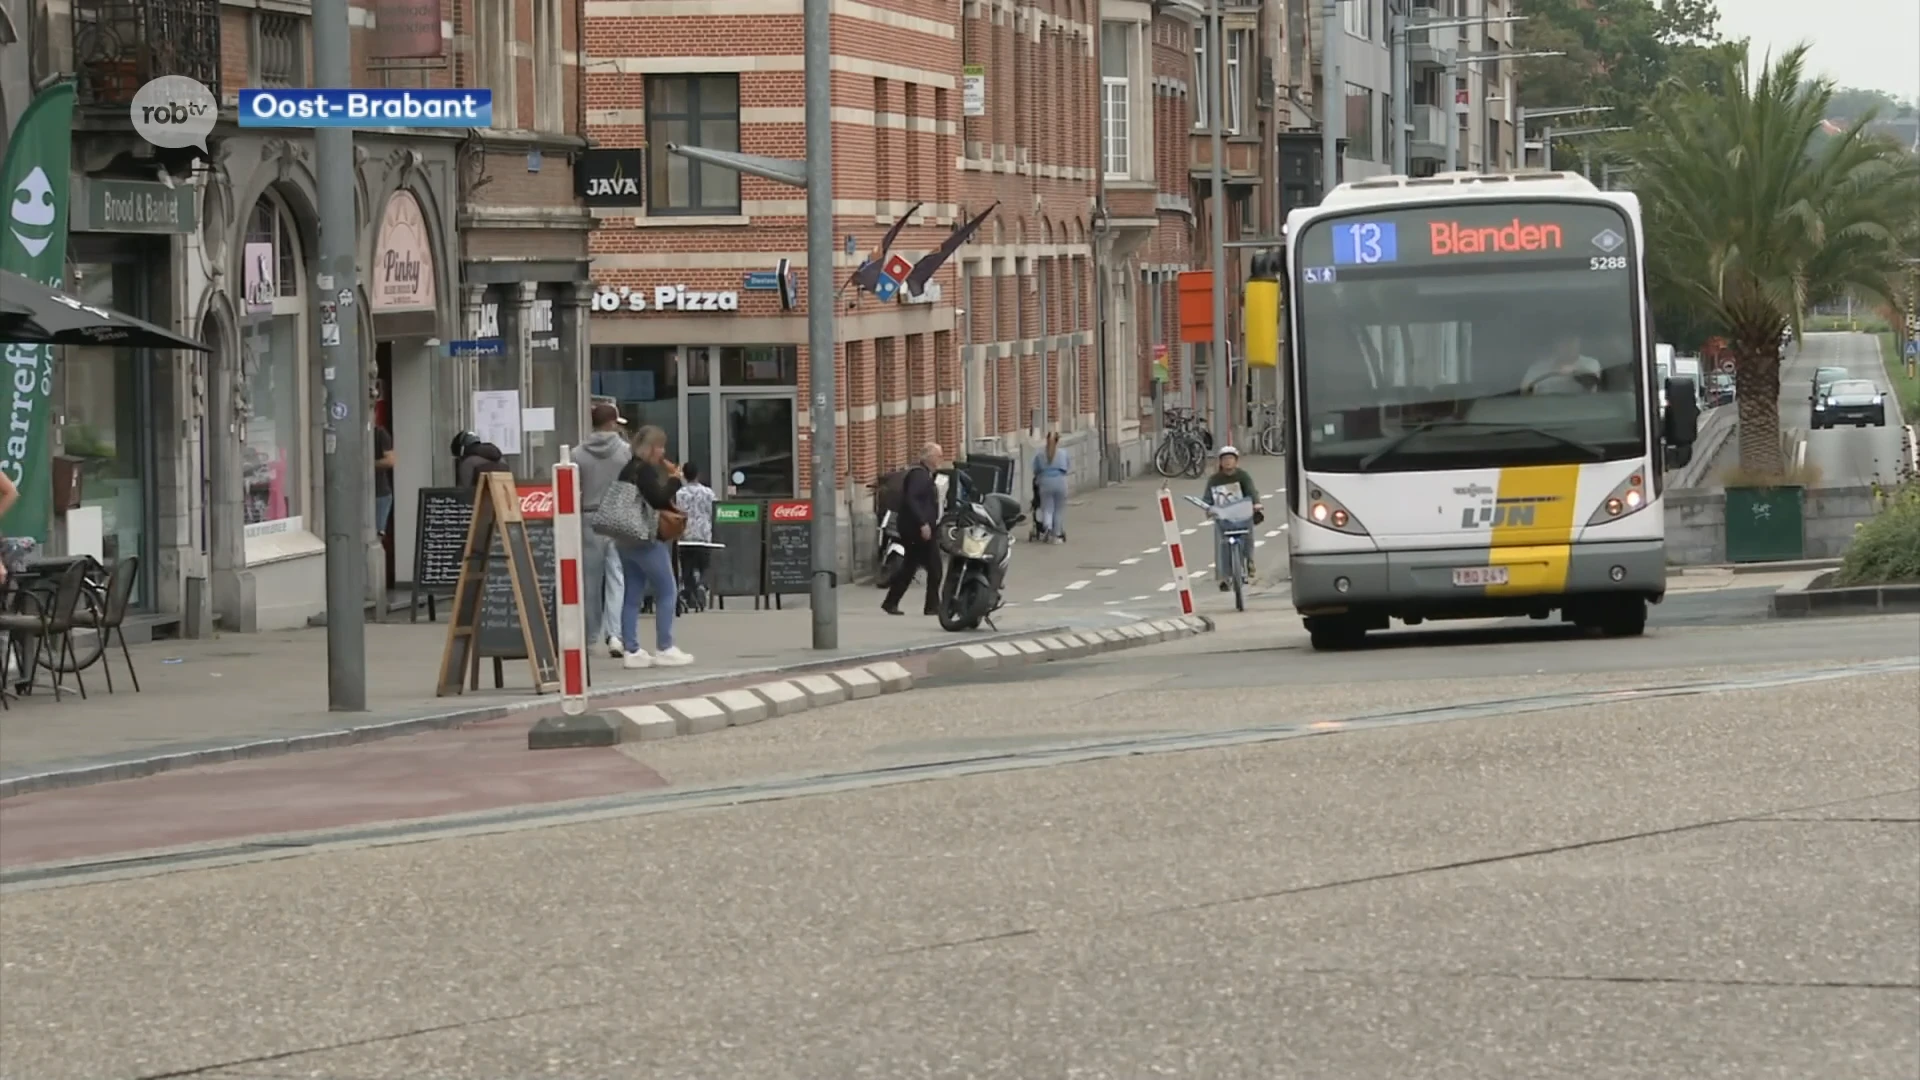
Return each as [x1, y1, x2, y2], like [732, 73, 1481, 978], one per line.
[575, 403, 632, 657]
[615, 425, 692, 667]
[1032, 431, 1070, 542]
[881, 441, 946, 616]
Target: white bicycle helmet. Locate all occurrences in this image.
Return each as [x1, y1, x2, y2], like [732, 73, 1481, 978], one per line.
[1217, 445, 1240, 458]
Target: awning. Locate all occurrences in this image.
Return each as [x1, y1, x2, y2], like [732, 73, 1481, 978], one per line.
[0, 269, 209, 351]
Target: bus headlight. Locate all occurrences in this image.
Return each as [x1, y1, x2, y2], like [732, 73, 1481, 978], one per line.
[1305, 485, 1370, 536]
[1586, 470, 1650, 527]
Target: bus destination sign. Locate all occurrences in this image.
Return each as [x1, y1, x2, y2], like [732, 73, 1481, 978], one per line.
[1307, 203, 1630, 270]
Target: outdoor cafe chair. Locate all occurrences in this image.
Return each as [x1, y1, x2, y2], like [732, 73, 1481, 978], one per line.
[0, 559, 93, 704]
[70, 555, 141, 693]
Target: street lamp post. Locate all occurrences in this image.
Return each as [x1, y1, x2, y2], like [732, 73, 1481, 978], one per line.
[1390, 13, 1527, 175]
[1208, 0, 1229, 446]
[1517, 105, 1609, 170]
[1446, 50, 1563, 172]
[663, 0, 839, 651]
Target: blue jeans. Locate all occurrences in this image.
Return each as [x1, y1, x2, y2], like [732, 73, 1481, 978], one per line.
[1037, 475, 1069, 537]
[374, 493, 393, 534]
[619, 540, 677, 653]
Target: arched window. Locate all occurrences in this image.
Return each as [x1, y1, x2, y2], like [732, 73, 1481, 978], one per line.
[240, 193, 311, 554]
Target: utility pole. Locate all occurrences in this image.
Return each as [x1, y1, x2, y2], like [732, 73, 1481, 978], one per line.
[1320, 0, 1340, 194]
[1388, 5, 1407, 174]
[802, 0, 837, 649]
[312, 0, 366, 709]
[1209, 0, 1230, 446]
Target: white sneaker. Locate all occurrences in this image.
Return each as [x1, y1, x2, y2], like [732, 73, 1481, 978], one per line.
[652, 647, 694, 667]
[622, 650, 653, 669]
[606, 636, 624, 659]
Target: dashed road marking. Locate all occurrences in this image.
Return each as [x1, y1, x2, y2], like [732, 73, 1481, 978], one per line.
[1130, 594, 1150, 601]
[1104, 599, 1123, 605]
[1065, 580, 1091, 591]
[1255, 540, 1267, 548]
[1033, 593, 1063, 603]
[1180, 528, 1197, 536]
[1142, 547, 1162, 556]
[1120, 557, 1141, 565]
[1157, 582, 1177, 592]
[1263, 529, 1283, 538]
[1095, 568, 1117, 577]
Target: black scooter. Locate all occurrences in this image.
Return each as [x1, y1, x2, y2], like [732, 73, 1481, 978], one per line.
[935, 490, 1025, 632]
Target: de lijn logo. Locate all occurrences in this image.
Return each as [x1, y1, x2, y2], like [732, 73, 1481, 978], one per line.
[238, 89, 493, 129]
[131, 76, 219, 151]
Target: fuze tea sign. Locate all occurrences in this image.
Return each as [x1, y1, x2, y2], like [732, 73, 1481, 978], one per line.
[714, 502, 760, 524]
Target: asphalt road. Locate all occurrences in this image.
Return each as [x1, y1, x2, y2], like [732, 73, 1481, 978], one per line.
[3, 597, 1916, 1080]
[1784, 331, 1907, 487]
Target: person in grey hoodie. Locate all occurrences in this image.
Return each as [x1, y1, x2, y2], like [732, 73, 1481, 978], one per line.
[576, 403, 633, 656]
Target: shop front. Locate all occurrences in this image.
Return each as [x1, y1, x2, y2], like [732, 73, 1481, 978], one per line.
[586, 280, 800, 500]
[459, 266, 591, 481]
[57, 175, 201, 614]
[192, 132, 462, 631]
[366, 187, 452, 596]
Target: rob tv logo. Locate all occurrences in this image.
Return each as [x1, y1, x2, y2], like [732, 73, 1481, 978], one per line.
[130, 76, 220, 151]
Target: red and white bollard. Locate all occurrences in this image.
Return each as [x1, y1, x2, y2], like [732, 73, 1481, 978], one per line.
[1156, 486, 1196, 616]
[552, 446, 589, 716]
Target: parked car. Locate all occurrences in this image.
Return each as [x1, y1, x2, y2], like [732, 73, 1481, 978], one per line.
[1810, 365, 1850, 403]
[1812, 379, 1887, 429]
[1706, 373, 1735, 407]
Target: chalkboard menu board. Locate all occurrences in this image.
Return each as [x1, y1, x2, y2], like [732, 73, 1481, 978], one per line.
[764, 500, 813, 595]
[709, 501, 765, 598]
[411, 487, 476, 620]
[477, 519, 556, 659]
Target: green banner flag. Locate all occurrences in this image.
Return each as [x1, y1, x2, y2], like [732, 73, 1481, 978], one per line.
[0, 81, 75, 542]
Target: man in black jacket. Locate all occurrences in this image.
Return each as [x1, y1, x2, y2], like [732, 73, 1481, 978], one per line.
[881, 441, 946, 616]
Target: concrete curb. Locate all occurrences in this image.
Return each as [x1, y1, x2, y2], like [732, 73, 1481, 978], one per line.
[0, 629, 1067, 802]
[541, 616, 1217, 750]
[1769, 574, 1920, 618]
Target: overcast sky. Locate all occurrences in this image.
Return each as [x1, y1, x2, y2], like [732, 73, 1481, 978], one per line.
[1715, 0, 1919, 103]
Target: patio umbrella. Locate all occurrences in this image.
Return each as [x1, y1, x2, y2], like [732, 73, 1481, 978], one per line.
[0, 269, 209, 351]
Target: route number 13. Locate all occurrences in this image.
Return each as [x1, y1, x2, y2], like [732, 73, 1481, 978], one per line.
[1334, 221, 1398, 265]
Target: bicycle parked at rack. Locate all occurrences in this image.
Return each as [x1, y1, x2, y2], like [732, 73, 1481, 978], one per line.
[1153, 407, 1214, 479]
[1250, 401, 1286, 456]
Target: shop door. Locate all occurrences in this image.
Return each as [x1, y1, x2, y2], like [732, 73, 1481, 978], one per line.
[720, 395, 796, 498]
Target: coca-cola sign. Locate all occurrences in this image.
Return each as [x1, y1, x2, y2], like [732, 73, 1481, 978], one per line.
[769, 500, 812, 522]
[517, 485, 555, 519]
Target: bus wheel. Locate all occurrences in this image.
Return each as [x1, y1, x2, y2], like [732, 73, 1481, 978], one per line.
[1597, 598, 1647, 638]
[1305, 616, 1367, 651]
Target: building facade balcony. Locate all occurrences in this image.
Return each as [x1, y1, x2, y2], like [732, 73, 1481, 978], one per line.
[71, 0, 220, 107]
[1408, 103, 1450, 164]
[1405, 5, 1455, 71]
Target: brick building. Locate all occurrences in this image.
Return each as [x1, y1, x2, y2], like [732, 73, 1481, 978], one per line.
[0, 0, 588, 631]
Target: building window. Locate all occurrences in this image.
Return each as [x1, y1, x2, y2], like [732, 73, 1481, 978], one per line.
[1381, 92, 1393, 164]
[1345, 83, 1375, 161]
[1100, 21, 1133, 179]
[241, 195, 309, 548]
[531, 0, 564, 131]
[646, 75, 742, 216]
[474, 0, 517, 127]
[1342, 0, 1373, 39]
[252, 12, 308, 89]
[1228, 29, 1252, 134]
[1192, 32, 1208, 130]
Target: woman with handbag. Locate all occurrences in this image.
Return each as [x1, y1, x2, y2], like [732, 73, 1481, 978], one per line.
[595, 425, 692, 668]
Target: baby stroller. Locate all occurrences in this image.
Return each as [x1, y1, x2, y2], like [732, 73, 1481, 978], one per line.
[1027, 476, 1046, 542]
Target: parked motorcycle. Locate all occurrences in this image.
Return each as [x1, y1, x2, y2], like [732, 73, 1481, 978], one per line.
[935, 490, 1026, 632]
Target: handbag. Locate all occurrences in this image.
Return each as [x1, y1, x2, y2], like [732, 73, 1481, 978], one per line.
[655, 507, 688, 543]
[589, 479, 655, 544]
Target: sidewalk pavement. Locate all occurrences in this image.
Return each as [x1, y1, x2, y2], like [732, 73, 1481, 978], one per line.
[0, 589, 1126, 795]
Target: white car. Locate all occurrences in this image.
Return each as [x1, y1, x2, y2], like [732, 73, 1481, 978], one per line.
[1812, 379, 1887, 429]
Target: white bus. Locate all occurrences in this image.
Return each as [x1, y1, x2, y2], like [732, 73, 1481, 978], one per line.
[1274, 172, 1700, 651]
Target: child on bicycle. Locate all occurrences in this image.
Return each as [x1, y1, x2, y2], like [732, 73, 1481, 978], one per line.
[1201, 446, 1263, 590]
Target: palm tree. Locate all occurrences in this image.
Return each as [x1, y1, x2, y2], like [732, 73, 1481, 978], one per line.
[1624, 46, 1920, 476]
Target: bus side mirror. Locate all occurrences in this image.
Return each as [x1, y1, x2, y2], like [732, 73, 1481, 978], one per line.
[1663, 377, 1700, 447]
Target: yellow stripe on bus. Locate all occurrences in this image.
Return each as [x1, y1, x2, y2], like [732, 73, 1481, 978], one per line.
[1486, 464, 1580, 596]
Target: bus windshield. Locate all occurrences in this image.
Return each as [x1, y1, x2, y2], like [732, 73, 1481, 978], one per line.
[1292, 200, 1646, 473]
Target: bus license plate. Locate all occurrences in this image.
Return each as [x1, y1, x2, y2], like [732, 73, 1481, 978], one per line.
[1453, 566, 1509, 587]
